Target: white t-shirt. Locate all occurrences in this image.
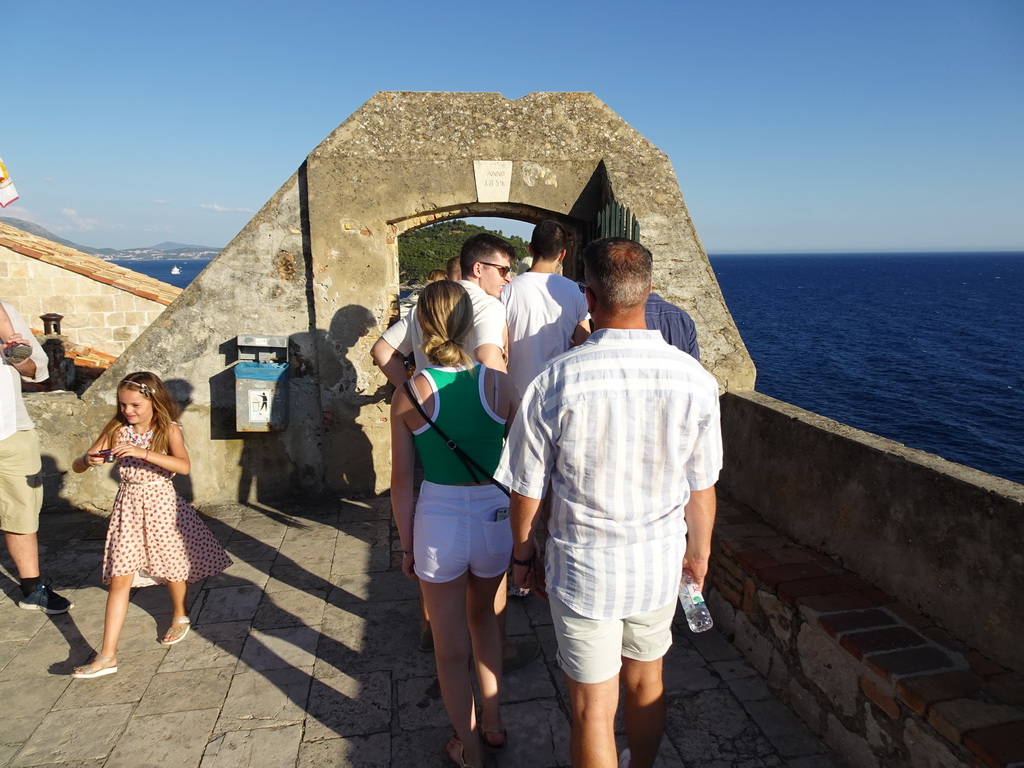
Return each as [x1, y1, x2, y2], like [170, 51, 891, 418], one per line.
[500, 272, 590, 395]
[380, 280, 505, 371]
[1, 301, 48, 438]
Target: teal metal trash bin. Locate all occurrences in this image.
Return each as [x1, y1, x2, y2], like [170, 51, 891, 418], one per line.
[234, 333, 289, 432]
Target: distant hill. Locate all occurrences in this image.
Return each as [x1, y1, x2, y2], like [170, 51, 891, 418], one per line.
[148, 241, 218, 252]
[0, 217, 219, 260]
[399, 219, 528, 285]
[0, 216, 107, 255]
[2, 215, 529, 272]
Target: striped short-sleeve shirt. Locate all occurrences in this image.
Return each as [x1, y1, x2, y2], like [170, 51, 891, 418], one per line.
[495, 328, 723, 620]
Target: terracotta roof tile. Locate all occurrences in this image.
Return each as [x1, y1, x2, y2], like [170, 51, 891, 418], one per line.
[0, 222, 182, 306]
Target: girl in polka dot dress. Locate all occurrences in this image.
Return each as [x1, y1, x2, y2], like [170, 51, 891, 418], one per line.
[70, 371, 232, 678]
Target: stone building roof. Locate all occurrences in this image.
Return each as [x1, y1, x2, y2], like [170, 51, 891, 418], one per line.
[0, 221, 181, 305]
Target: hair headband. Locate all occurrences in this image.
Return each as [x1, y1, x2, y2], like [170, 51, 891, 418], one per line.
[122, 380, 152, 398]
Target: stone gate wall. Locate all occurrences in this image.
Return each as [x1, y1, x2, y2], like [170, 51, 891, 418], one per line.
[36, 91, 751, 509]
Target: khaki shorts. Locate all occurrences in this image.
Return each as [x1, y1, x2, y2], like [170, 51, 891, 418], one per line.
[0, 429, 43, 534]
[549, 591, 675, 684]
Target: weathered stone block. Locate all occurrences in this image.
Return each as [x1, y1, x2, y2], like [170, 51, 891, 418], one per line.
[767, 648, 790, 692]
[734, 610, 774, 678]
[819, 609, 898, 638]
[824, 713, 879, 768]
[986, 671, 1024, 706]
[927, 699, 1024, 747]
[896, 671, 984, 717]
[789, 679, 823, 734]
[707, 587, 737, 638]
[963, 719, 1024, 768]
[903, 718, 972, 768]
[743, 575, 756, 614]
[757, 589, 794, 645]
[861, 675, 901, 720]
[863, 700, 896, 753]
[866, 646, 958, 682]
[839, 626, 930, 661]
[798, 623, 861, 718]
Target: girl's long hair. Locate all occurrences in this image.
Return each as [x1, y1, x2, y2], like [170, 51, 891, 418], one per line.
[98, 372, 180, 454]
[417, 281, 473, 368]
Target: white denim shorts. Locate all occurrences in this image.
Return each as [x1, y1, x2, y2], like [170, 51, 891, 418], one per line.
[549, 591, 675, 684]
[413, 481, 512, 583]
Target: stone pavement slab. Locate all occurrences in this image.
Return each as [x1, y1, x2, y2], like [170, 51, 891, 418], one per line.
[0, 499, 839, 767]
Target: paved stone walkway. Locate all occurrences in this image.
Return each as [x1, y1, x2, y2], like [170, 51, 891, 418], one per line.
[1, 498, 840, 767]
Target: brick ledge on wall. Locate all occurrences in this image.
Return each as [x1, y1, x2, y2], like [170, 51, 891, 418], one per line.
[709, 494, 1024, 768]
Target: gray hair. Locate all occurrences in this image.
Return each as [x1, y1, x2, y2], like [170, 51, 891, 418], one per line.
[581, 238, 652, 310]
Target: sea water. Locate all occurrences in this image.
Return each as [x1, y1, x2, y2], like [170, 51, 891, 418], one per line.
[108, 259, 212, 289]
[710, 252, 1024, 485]
[120, 252, 1024, 485]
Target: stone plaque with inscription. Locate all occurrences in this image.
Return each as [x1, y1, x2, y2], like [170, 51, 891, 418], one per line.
[474, 160, 513, 203]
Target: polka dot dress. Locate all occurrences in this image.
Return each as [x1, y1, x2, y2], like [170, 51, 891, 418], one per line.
[102, 425, 232, 587]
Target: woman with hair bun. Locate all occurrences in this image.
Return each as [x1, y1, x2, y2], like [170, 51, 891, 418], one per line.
[389, 280, 519, 768]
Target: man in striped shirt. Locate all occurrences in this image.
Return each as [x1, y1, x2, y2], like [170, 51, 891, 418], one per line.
[496, 238, 722, 768]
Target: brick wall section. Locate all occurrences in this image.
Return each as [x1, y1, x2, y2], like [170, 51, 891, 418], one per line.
[0, 223, 179, 357]
[709, 494, 1024, 768]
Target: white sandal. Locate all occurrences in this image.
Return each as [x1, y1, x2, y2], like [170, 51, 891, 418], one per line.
[161, 616, 191, 645]
[72, 655, 118, 678]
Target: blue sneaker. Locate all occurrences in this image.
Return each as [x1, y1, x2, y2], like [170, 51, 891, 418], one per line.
[18, 583, 74, 614]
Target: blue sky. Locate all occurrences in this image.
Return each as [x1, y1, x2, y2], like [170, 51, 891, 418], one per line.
[3, 0, 1022, 253]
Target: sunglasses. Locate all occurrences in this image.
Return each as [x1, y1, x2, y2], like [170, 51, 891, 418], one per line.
[480, 261, 512, 278]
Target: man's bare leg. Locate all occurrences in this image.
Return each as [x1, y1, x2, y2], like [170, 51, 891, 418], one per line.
[566, 673, 620, 768]
[620, 656, 666, 768]
[5, 532, 40, 579]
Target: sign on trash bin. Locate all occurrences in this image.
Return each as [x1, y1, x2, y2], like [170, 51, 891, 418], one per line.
[234, 361, 288, 432]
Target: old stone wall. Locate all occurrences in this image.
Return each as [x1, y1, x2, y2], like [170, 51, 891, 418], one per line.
[1, 243, 175, 356]
[717, 390, 1024, 675]
[54, 171, 325, 508]
[32, 91, 753, 508]
[709, 494, 1024, 768]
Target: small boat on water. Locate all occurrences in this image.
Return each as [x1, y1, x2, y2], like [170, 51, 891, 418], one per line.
[171, 265, 182, 275]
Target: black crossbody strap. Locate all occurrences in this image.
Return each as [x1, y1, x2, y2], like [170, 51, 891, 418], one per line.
[404, 380, 511, 497]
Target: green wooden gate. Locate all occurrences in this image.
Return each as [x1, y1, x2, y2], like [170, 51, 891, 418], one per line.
[588, 200, 641, 243]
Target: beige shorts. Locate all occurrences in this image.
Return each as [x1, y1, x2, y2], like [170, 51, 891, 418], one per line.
[0, 429, 43, 534]
[549, 591, 675, 684]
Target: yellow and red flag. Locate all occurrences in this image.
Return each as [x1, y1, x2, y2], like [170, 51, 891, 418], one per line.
[0, 157, 20, 208]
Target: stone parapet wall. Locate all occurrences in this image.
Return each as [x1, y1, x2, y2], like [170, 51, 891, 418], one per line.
[718, 390, 1024, 675]
[1, 244, 175, 356]
[709, 496, 1024, 768]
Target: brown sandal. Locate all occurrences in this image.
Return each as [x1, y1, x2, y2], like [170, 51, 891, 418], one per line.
[479, 724, 506, 749]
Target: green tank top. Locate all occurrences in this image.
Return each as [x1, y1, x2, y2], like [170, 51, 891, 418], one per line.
[411, 365, 506, 485]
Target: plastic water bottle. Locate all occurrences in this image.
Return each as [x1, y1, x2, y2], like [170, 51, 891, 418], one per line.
[678, 571, 714, 633]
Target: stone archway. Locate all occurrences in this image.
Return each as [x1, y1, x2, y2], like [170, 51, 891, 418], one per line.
[72, 92, 754, 506]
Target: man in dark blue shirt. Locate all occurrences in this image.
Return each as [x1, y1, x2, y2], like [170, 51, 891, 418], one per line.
[645, 292, 700, 361]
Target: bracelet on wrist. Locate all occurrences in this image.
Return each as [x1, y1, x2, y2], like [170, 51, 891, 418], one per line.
[512, 553, 535, 567]
[402, 550, 413, 556]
